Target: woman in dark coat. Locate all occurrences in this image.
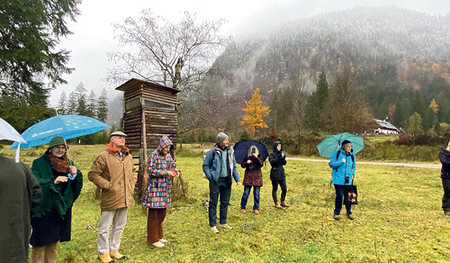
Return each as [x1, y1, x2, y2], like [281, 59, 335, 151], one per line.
[439, 141, 450, 215]
[240, 145, 263, 214]
[269, 141, 289, 209]
[30, 136, 83, 263]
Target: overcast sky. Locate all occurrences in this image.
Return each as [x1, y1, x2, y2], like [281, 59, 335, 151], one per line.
[49, 0, 450, 107]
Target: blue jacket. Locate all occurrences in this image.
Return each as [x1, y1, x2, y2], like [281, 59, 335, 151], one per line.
[328, 148, 356, 185]
[202, 144, 240, 184]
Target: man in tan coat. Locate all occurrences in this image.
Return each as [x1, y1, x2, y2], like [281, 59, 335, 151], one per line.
[88, 131, 136, 263]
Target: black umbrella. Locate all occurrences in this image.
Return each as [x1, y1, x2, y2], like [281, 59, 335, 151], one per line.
[233, 140, 269, 164]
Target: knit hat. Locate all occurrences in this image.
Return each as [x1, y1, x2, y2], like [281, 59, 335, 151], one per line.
[48, 136, 66, 149]
[216, 132, 228, 144]
[341, 140, 352, 148]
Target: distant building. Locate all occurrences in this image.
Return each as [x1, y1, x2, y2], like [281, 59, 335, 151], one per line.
[365, 118, 402, 135]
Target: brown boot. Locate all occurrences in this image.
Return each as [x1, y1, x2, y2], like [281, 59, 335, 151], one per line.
[281, 201, 290, 207]
[254, 210, 259, 215]
[274, 202, 282, 209]
[98, 252, 114, 263]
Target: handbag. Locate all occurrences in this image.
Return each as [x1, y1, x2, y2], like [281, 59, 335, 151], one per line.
[344, 180, 358, 205]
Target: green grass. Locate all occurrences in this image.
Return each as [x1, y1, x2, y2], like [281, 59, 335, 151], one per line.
[2, 144, 449, 262]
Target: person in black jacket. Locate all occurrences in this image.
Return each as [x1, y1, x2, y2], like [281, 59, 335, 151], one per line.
[439, 141, 450, 215]
[269, 141, 289, 208]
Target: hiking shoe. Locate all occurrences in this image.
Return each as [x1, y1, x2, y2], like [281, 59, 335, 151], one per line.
[98, 253, 113, 263]
[281, 201, 290, 207]
[274, 202, 282, 209]
[333, 214, 340, 221]
[110, 250, 126, 260]
[346, 213, 354, 220]
[159, 238, 168, 244]
[219, 223, 233, 230]
[152, 241, 165, 248]
[211, 226, 219, 234]
[240, 208, 246, 213]
[254, 210, 259, 215]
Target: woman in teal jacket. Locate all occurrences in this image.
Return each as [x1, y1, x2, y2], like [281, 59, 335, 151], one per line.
[328, 140, 355, 221]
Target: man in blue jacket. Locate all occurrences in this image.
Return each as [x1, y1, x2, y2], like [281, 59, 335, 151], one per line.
[202, 132, 241, 234]
[328, 139, 356, 221]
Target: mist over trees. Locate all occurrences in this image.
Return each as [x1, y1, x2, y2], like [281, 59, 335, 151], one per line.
[177, 5, 450, 142]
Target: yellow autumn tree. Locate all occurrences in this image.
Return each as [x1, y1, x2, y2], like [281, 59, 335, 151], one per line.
[241, 88, 270, 137]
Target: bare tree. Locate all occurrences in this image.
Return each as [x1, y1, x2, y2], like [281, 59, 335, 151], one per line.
[106, 9, 232, 92]
[321, 64, 373, 133]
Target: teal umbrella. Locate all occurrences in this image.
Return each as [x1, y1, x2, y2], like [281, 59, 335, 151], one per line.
[316, 132, 364, 158]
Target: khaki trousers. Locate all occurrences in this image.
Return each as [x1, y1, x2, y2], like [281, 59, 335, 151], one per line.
[30, 242, 57, 263]
[97, 207, 128, 254]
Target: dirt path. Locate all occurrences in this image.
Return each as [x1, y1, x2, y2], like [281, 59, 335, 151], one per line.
[286, 157, 441, 169]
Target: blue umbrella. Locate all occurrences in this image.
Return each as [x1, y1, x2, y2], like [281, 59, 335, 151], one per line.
[233, 140, 269, 164]
[10, 115, 110, 149]
[316, 132, 364, 158]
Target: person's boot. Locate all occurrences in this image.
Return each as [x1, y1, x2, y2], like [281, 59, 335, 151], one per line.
[98, 252, 114, 263]
[274, 202, 282, 209]
[240, 208, 246, 213]
[281, 201, 290, 207]
[254, 209, 259, 215]
[110, 250, 126, 260]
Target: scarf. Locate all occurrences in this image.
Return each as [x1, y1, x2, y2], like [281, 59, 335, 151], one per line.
[48, 153, 70, 173]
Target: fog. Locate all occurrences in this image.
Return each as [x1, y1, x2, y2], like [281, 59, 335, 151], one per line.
[49, 0, 450, 107]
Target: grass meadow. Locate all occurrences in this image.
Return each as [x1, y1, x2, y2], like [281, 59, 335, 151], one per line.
[1, 142, 449, 263]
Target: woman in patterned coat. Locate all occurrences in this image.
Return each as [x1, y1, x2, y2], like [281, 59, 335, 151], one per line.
[142, 135, 179, 248]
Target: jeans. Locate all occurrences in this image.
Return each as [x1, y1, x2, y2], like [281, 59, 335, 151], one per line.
[240, 185, 261, 210]
[334, 184, 351, 215]
[209, 177, 231, 227]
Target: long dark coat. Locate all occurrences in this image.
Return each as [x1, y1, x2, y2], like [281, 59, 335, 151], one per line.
[241, 155, 263, 186]
[269, 142, 287, 181]
[0, 155, 42, 262]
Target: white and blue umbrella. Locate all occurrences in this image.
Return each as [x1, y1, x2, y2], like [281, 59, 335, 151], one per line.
[10, 115, 109, 149]
[0, 117, 28, 162]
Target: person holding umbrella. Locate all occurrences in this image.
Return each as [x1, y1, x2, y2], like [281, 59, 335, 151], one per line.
[269, 141, 289, 209]
[142, 135, 179, 248]
[30, 136, 83, 263]
[329, 139, 356, 220]
[240, 145, 264, 215]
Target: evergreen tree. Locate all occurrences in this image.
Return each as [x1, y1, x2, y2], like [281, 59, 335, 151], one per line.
[57, 91, 67, 115]
[0, 0, 80, 105]
[74, 82, 88, 115]
[408, 112, 423, 133]
[411, 90, 425, 119]
[240, 88, 270, 137]
[66, 92, 77, 115]
[303, 69, 329, 130]
[86, 90, 97, 118]
[97, 88, 108, 123]
[392, 102, 404, 128]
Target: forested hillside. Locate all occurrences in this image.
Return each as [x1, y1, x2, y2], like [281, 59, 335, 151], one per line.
[204, 6, 450, 134]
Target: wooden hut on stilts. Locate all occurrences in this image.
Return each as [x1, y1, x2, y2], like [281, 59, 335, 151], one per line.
[115, 78, 187, 200]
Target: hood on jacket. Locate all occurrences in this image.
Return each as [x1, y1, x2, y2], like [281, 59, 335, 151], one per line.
[273, 141, 282, 152]
[157, 135, 173, 153]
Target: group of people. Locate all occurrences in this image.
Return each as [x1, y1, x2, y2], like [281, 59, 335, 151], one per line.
[1, 129, 359, 263]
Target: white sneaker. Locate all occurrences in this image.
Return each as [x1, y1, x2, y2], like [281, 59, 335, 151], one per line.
[152, 241, 165, 248]
[159, 238, 168, 244]
[210, 226, 219, 234]
[219, 223, 233, 230]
